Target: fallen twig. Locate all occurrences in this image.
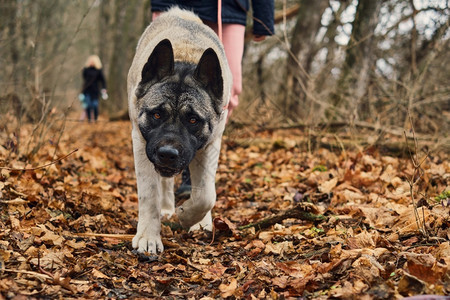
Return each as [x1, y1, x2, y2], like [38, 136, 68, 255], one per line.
[2, 269, 89, 285]
[9, 188, 27, 197]
[0, 198, 28, 205]
[238, 204, 327, 231]
[74, 233, 134, 240]
[404, 112, 429, 237]
[0, 149, 78, 172]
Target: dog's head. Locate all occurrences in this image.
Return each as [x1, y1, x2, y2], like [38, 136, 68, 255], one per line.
[135, 39, 224, 177]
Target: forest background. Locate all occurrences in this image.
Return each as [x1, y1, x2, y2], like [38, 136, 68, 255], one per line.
[0, 0, 449, 142]
[0, 0, 449, 298]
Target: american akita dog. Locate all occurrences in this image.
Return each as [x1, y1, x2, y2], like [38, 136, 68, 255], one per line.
[127, 7, 231, 254]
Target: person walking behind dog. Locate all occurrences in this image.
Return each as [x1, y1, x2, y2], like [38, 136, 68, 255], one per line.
[81, 55, 107, 122]
[150, 1, 274, 196]
[150, 0, 275, 121]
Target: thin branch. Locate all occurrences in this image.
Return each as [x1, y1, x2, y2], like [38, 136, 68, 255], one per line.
[274, 4, 299, 24]
[404, 112, 429, 237]
[0, 149, 78, 171]
[2, 268, 89, 286]
[238, 204, 327, 231]
[73, 233, 134, 240]
[0, 199, 28, 205]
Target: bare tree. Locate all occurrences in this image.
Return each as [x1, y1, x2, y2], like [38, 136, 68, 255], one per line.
[281, 0, 329, 120]
[314, 1, 350, 93]
[0, 0, 448, 143]
[332, 0, 382, 121]
[105, 0, 149, 116]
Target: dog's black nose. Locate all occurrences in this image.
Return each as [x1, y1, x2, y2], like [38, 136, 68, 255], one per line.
[157, 146, 179, 165]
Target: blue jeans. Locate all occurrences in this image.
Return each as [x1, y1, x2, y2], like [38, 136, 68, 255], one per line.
[85, 94, 99, 121]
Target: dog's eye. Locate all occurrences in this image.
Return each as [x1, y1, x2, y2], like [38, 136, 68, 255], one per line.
[153, 113, 161, 120]
[189, 117, 197, 124]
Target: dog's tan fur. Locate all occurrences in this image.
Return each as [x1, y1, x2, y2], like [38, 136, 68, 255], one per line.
[127, 7, 231, 254]
[128, 8, 231, 122]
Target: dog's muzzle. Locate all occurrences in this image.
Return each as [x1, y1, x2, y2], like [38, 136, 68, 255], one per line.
[151, 145, 184, 177]
[157, 145, 179, 165]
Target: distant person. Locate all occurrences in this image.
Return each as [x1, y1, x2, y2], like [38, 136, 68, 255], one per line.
[81, 55, 107, 122]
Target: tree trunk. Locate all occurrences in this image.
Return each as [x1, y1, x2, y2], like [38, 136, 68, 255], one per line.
[415, 15, 450, 74]
[3, 0, 19, 93]
[315, 1, 349, 93]
[98, 0, 112, 65]
[333, 0, 382, 121]
[105, 0, 147, 116]
[281, 0, 329, 120]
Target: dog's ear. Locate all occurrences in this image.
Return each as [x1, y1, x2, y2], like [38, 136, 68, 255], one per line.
[140, 39, 174, 86]
[194, 48, 223, 101]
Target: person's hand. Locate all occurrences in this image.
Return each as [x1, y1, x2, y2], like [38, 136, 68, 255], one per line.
[253, 35, 266, 42]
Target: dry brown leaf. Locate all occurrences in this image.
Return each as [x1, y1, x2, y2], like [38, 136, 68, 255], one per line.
[92, 268, 110, 279]
[152, 263, 176, 273]
[347, 230, 378, 249]
[318, 177, 338, 193]
[41, 230, 65, 246]
[0, 249, 11, 265]
[264, 241, 293, 255]
[2, 120, 448, 298]
[65, 240, 86, 249]
[9, 216, 20, 230]
[401, 252, 448, 283]
[30, 251, 65, 269]
[203, 262, 227, 280]
[219, 278, 238, 298]
[272, 276, 288, 288]
[276, 261, 313, 278]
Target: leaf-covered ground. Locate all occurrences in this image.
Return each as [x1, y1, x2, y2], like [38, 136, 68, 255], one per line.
[0, 119, 449, 299]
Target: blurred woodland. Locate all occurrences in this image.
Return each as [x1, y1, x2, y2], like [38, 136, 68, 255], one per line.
[0, 0, 449, 155]
[1, 1, 449, 298]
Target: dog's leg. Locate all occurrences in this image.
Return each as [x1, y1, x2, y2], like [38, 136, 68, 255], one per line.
[176, 136, 222, 230]
[161, 177, 175, 217]
[189, 210, 212, 231]
[131, 128, 164, 254]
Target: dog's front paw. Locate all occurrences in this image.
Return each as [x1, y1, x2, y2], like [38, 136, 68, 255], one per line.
[175, 205, 194, 229]
[132, 232, 164, 254]
[189, 210, 212, 231]
[176, 205, 210, 230]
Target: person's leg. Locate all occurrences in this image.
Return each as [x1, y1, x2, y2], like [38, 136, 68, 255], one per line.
[92, 99, 99, 121]
[85, 94, 92, 121]
[221, 24, 245, 120]
[204, 21, 245, 121]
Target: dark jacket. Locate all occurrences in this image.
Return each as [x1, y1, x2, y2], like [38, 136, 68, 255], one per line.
[82, 67, 106, 98]
[151, 0, 274, 36]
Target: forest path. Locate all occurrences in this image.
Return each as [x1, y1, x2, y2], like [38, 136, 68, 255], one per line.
[1, 119, 449, 298]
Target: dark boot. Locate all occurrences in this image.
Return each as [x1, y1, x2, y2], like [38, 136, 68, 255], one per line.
[175, 167, 191, 198]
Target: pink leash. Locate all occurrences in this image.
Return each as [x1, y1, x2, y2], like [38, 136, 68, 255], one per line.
[217, 0, 223, 42]
[217, 0, 229, 112]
